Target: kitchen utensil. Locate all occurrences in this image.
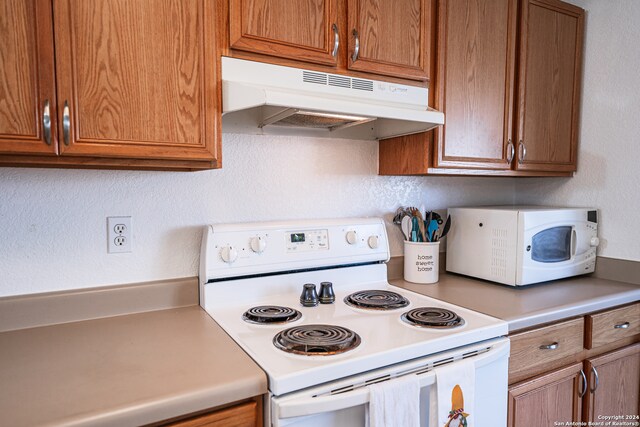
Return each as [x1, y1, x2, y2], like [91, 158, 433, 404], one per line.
[401, 216, 412, 241]
[440, 215, 451, 239]
[411, 216, 420, 242]
[415, 210, 427, 242]
[424, 211, 433, 241]
[392, 207, 409, 225]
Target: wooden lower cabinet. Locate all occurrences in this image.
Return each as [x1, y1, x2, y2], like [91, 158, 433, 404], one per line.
[507, 304, 640, 427]
[163, 399, 261, 427]
[583, 343, 640, 422]
[508, 363, 584, 427]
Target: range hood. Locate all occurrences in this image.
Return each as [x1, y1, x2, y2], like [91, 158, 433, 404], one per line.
[221, 57, 444, 140]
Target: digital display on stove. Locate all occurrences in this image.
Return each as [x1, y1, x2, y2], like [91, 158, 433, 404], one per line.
[290, 233, 305, 243]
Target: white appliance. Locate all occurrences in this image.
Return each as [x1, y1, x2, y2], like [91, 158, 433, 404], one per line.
[221, 57, 444, 140]
[446, 206, 599, 286]
[200, 218, 509, 426]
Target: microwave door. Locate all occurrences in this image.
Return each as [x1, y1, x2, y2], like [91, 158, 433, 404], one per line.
[520, 219, 597, 285]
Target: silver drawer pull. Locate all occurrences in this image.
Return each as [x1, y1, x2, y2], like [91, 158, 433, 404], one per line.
[590, 366, 599, 393]
[351, 29, 360, 62]
[579, 369, 587, 398]
[63, 100, 70, 146]
[43, 99, 51, 145]
[331, 24, 339, 57]
[614, 322, 630, 329]
[539, 342, 559, 350]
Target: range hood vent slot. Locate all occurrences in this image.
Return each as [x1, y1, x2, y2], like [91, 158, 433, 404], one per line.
[352, 79, 374, 91]
[302, 71, 328, 85]
[328, 75, 351, 89]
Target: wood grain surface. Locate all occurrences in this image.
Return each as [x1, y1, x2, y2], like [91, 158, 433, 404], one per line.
[229, 0, 338, 66]
[508, 362, 583, 427]
[378, 132, 430, 175]
[164, 400, 259, 427]
[585, 302, 640, 349]
[583, 343, 640, 422]
[0, 0, 57, 155]
[347, 0, 429, 80]
[52, 0, 219, 163]
[509, 317, 584, 383]
[515, 0, 584, 172]
[433, 0, 516, 169]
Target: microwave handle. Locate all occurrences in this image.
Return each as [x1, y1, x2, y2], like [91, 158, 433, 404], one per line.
[571, 227, 577, 258]
[275, 340, 509, 419]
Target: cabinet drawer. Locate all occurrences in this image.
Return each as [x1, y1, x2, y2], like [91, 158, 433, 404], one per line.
[585, 302, 640, 349]
[509, 318, 584, 383]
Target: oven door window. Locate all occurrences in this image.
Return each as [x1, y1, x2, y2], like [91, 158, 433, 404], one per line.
[531, 226, 572, 263]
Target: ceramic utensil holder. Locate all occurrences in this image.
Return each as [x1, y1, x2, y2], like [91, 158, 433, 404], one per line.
[404, 241, 440, 284]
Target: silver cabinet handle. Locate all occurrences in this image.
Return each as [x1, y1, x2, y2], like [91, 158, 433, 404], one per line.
[43, 99, 51, 145]
[590, 366, 599, 393]
[614, 322, 630, 329]
[352, 29, 360, 62]
[331, 24, 339, 57]
[63, 100, 70, 146]
[579, 369, 587, 398]
[518, 140, 526, 164]
[506, 139, 514, 164]
[539, 342, 559, 350]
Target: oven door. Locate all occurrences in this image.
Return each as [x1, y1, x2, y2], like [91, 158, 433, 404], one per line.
[269, 337, 509, 427]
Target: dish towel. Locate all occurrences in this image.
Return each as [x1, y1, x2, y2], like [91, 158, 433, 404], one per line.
[429, 359, 476, 427]
[367, 375, 421, 427]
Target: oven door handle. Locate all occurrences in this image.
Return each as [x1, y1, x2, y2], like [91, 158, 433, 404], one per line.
[275, 340, 509, 420]
[277, 372, 436, 419]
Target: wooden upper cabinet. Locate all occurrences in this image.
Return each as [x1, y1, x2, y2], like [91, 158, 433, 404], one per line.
[583, 344, 640, 423]
[433, 0, 517, 169]
[0, 0, 57, 155]
[229, 0, 339, 67]
[515, 0, 584, 172]
[347, 0, 430, 81]
[52, 0, 220, 163]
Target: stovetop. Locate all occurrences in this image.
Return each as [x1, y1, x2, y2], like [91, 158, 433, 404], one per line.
[202, 264, 507, 395]
[199, 218, 508, 395]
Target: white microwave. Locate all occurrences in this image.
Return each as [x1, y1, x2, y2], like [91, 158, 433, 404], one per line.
[446, 206, 599, 286]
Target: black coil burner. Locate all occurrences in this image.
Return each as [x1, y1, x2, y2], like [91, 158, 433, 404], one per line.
[344, 290, 410, 310]
[401, 307, 465, 329]
[242, 306, 302, 325]
[273, 324, 361, 356]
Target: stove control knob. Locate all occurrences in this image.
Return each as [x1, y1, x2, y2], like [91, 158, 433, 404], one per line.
[220, 245, 238, 263]
[368, 235, 379, 249]
[346, 230, 358, 245]
[590, 237, 600, 247]
[250, 236, 267, 254]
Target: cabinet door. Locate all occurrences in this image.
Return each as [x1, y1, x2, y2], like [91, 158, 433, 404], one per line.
[508, 363, 584, 427]
[229, 0, 339, 67]
[433, 0, 517, 169]
[583, 343, 640, 422]
[0, 0, 57, 155]
[347, 0, 429, 80]
[515, 0, 584, 172]
[52, 0, 220, 164]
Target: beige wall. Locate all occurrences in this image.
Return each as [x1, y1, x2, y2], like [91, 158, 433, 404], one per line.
[0, 134, 515, 297]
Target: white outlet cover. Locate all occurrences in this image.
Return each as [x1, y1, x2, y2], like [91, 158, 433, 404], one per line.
[107, 216, 132, 253]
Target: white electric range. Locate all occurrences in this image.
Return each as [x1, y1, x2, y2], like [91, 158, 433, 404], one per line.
[200, 218, 509, 426]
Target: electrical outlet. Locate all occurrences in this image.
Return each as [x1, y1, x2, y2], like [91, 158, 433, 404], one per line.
[107, 216, 132, 253]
